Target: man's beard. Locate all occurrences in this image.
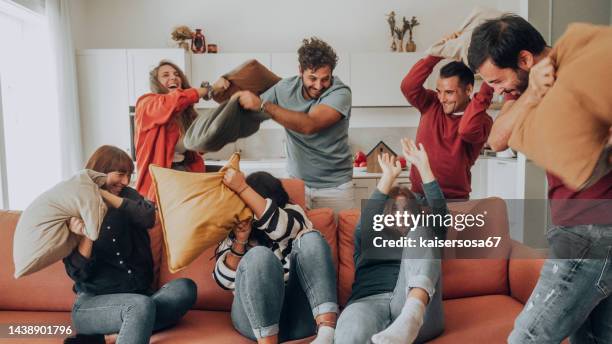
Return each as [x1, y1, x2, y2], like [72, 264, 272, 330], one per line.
[515, 68, 529, 94]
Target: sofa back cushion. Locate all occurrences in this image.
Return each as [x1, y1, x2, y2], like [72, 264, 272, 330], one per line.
[0, 211, 75, 311]
[337, 198, 512, 306]
[157, 179, 338, 311]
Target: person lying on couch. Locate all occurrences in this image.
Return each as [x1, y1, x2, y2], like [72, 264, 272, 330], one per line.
[63, 145, 197, 344]
[336, 138, 448, 344]
[215, 171, 338, 344]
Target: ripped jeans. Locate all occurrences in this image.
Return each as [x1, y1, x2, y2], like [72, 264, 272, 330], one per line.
[509, 225, 612, 344]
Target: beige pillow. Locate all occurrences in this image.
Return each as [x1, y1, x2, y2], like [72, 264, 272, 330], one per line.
[13, 170, 107, 278]
[212, 59, 281, 103]
[150, 153, 253, 273]
[426, 6, 502, 64]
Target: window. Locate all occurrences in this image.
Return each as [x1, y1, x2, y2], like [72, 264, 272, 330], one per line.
[0, 1, 61, 210]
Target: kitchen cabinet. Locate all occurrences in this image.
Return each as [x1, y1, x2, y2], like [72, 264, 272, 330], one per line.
[126, 49, 186, 106]
[190, 53, 271, 108]
[270, 52, 351, 85]
[352, 173, 411, 209]
[77, 49, 131, 160]
[487, 158, 518, 199]
[77, 49, 185, 160]
[350, 52, 424, 107]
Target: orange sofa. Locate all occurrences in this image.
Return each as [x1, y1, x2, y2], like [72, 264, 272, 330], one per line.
[0, 179, 550, 343]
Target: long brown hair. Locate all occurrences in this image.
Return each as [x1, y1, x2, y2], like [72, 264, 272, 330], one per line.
[149, 60, 198, 135]
[384, 186, 421, 236]
[85, 145, 134, 177]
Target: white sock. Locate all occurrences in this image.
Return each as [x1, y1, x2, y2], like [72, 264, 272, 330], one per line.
[311, 326, 335, 344]
[371, 297, 425, 344]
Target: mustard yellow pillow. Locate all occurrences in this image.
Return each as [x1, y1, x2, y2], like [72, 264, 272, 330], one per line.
[150, 153, 252, 273]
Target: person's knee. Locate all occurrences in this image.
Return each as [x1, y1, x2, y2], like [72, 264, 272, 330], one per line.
[239, 246, 282, 275]
[169, 278, 198, 308]
[126, 295, 156, 324]
[295, 231, 329, 256]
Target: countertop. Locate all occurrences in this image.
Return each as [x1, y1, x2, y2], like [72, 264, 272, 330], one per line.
[205, 154, 517, 178]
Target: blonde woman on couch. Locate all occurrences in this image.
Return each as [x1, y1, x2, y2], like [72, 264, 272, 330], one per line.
[335, 139, 448, 344]
[63, 145, 197, 344]
[215, 171, 338, 344]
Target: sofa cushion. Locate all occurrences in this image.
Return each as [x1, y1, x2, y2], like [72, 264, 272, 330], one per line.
[305, 208, 338, 271]
[150, 310, 315, 344]
[337, 209, 360, 307]
[428, 295, 522, 343]
[0, 211, 76, 312]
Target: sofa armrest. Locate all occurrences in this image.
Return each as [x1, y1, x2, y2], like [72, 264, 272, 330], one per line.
[508, 240, 547, 304]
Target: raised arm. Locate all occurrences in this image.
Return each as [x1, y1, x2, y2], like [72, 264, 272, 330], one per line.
[400, 55, 442, 112]
[458, 82, 494, 144]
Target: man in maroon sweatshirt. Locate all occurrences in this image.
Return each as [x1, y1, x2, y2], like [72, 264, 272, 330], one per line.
[401, 53, 493, 200]
[469, 14, 612, 344]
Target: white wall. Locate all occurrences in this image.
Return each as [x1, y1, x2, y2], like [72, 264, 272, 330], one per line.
[68, 0, 523, 52]
[551, 0, 610, 42]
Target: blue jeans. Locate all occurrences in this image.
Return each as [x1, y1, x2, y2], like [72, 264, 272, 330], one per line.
[72, 278, 197, 344]
[336, 225, 445, 344]
[231, 231, 338, 341]
[509, 225, 612, 344]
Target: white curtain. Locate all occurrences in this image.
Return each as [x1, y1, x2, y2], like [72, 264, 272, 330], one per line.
[46, 0, 83, 178]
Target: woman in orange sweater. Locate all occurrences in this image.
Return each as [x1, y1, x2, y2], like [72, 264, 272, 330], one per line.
[134, 60, 227, 200]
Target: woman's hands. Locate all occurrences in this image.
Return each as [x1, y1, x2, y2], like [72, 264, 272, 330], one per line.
[68, 217, 86, 236]
[401, 138, 435, 183]
[233, 220, 252, 244]
[376, 153, 402, 195]
[67, 217, 94, 258]
[223, 168, 249, 194]
[212, 77, 230, 95]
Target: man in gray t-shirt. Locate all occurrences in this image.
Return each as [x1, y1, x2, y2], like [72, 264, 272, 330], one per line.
[235, 38, 353, 213]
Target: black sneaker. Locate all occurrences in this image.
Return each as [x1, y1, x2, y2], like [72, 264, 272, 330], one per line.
[63, 334, 105, 344]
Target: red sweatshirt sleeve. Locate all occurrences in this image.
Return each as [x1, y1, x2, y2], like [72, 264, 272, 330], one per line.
[458, 81, 494, 144]
[400, 55, 443, 113]
[135, 88, 200, 131]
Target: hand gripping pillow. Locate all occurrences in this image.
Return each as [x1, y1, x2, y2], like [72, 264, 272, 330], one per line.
[150, 153, 253, 273]
[183, 96, 269, 153]
[211, 59, 281, 103]
[13, 170, 107, 278]
[508, 23, 612, 190]
[426, 6, 502, 64]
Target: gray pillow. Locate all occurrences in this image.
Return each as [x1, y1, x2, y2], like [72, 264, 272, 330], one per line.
[183, 97, 270, 153]
[13, 170, 107, 278]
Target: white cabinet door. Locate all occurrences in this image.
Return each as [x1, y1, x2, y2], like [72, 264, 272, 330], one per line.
[350, 52, 424, 107]
[487, 159, 518, 199]
[127, 49, 186, 105]
[470, 158, 488, 199]
[353, 178, 377, 209]
[191, 53, 271, 108]
[270, 52, 351, 86]
[77, 50, 131, 159]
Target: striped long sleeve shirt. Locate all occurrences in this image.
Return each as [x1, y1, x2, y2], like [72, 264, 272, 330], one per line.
[213, 198, 313, 290]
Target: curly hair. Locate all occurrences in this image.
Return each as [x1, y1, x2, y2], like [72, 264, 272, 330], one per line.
[298, 37, 338, 72]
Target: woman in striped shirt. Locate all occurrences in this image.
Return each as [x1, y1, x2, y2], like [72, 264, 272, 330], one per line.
[214, 171, 337, 344]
